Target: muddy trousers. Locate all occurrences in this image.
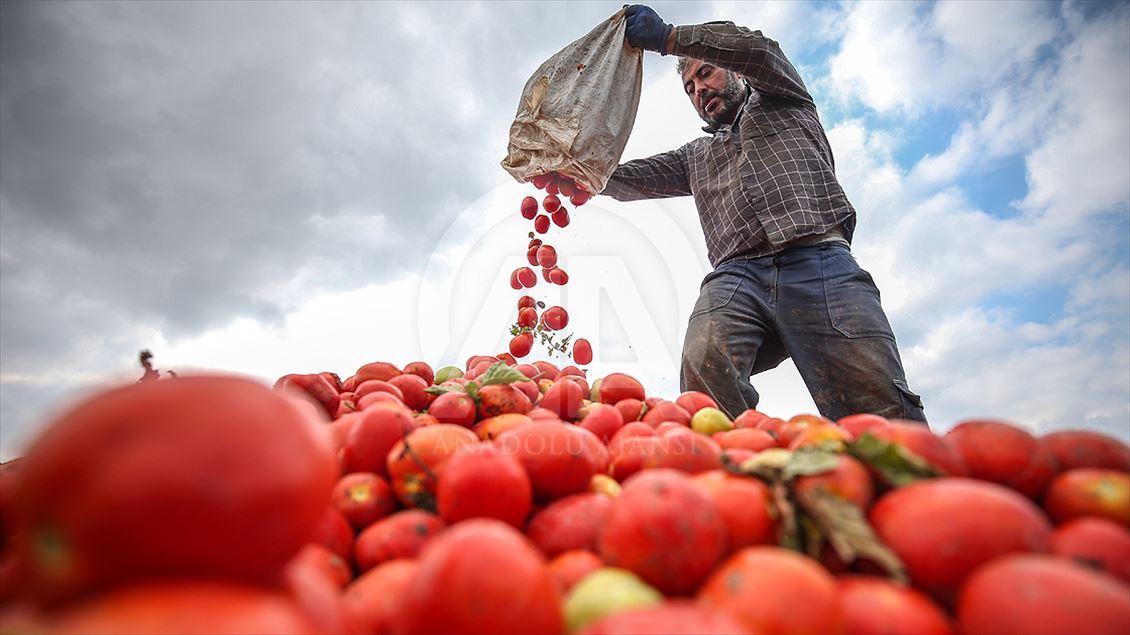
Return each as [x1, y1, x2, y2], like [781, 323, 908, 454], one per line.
[680, 242, 927, 424]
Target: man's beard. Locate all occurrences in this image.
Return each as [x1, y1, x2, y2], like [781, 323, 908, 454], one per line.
[699, 72, 747, 127]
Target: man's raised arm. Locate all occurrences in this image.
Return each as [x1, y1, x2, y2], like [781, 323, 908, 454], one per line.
[600, 146, 692, 202]
[625, 6, 814, 106]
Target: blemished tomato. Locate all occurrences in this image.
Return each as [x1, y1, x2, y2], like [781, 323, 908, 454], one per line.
[520, 196, 539, 219]
[15, 375, 338, 604]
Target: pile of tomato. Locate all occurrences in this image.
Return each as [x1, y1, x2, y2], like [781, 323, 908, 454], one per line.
[1, 356, 1128, 635]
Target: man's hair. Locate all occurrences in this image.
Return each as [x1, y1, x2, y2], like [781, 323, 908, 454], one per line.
[676, 56, 690, 78]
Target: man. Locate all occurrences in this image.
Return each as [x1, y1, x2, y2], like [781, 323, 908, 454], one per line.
[601, 5, 927, 423]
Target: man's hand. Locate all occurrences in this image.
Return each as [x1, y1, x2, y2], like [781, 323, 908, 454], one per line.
[624, 5, 673, 55]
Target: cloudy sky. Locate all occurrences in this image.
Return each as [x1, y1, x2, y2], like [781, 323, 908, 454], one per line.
[2, 1, 1128, 459]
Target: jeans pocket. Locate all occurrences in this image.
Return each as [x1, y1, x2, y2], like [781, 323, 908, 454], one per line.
[892, 378, 926, 418]
[690, 268, 744, 319]
[821, 247, 896, 340]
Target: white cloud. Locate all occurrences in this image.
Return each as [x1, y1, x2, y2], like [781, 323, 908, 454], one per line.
[828, 1, 1058, 114]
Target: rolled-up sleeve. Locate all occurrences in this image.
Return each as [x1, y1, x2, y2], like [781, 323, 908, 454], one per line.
[600, 146, 692, 202]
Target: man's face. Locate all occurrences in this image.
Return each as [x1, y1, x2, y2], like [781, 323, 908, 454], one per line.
[681, 59, 747, 128]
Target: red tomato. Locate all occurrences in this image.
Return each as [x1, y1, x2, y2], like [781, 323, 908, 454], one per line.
[518, 295, 537, 310]
[537, 245, 557, 268]
[531, 174, 550, 189]
[520, 196, 538, 219]
[570, 190, 590, 206]
[510, 332, 534, 358]
[390, 520, 563, 635]
[15, 376, 338, 605]
[548, 267, 569, 285]
[543, 194, 561, 213]
[558, 178, 576, 198]
[516, 267, 537, 288]
[518, 307, 538, 328]
[534, 214, 550, 234]
[552, 208, 570, 228]
[526, 245, 541, 266]
[543, 306, 569, 330]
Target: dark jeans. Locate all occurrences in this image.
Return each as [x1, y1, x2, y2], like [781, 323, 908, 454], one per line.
[680, 243, 927, 424]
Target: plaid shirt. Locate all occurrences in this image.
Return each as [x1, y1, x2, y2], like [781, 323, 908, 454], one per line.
[602, 22, 856, 267]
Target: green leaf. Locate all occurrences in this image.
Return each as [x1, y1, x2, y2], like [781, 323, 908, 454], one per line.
[478, 362, 530, 386]
[783, 448, 841, 481]
[464, 381, 479, 401]
[795, 487, 908, 584]
[849, 432, 942, 488]
[737, 448, 794, 481]
[424, 384, 465, 396]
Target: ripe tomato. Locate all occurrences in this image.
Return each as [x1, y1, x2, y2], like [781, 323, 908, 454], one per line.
[387, 424, 479, 509]
[15, 376, 338, 604]
[543, 306, 569, 330]
[518, 295, 537, 310]
[537, 245, 558, 268]
[543, 194, 562, 213]
[573, 338, 593, 365]
[534, 214, 551, 234]
[520, 196, 538, 219]
[516, 267, 537, 288]
[548, 267, 569, 285]
[552, 208, 570, 228]
[526, 245, 541, 266]
[531, 174, 550, 189]
[510, 332, 534, 358]
[390, 520, 563, 635]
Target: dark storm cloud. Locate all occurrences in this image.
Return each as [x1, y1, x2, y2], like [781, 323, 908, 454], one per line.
[0, 1, 669, 455]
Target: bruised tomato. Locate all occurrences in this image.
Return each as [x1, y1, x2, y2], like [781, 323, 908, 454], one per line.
[476, 384, 532, 420]
[1050, 517, 1130, 582]
[520, 196, 539, 220]
[354, 509, 444, 573]
[331, 472, 397, 531]
[390, 520, 563, 635]
[387, 424, 479, 509]
[15, 376, 338, 604]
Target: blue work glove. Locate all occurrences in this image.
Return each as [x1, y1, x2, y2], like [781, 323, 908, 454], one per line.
[624, 5, 673, 54]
